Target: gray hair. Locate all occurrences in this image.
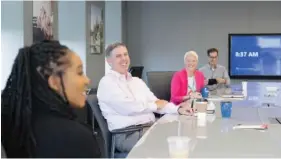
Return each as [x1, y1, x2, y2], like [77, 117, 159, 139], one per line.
[184, 51, 199, 63]
[105, 42, 126, 57]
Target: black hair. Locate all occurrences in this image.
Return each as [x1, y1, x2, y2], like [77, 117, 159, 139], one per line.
[1, 40, 75, 157]
[207, 48, 219, 56]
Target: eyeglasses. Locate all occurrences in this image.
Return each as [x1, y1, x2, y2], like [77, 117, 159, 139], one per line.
[209, 56, 218, 59]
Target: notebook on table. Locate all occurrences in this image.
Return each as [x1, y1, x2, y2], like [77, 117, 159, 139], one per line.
[221, 92, 244, 98]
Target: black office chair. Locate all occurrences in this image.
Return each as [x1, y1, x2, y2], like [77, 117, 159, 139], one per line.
[146, 71, 175, 118]
[86, 94, 152, 158]
[129, 66, 144, 79]
[146, 71, 175, 101]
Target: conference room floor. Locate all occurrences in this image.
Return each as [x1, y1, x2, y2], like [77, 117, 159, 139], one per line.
[127, 82, 281, 158]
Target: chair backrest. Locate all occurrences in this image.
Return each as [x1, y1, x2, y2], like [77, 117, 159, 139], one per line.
[146, 71, 176, 101]
[129, 66, 144, 79]
[87, 94, 111, 158]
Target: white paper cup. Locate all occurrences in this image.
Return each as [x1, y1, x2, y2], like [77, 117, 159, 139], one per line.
[196, 126, 207, 139]
[197, 112, 207, 127]
[167, 136, 190, 158]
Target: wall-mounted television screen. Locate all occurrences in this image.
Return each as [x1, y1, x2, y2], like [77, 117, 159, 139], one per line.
[228, 33, 281, 79]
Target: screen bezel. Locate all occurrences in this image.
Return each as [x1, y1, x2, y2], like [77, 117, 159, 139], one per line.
[228, 33, 281, 80]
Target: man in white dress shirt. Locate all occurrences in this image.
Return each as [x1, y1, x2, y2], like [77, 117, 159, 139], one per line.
[97, 42, 192, 153]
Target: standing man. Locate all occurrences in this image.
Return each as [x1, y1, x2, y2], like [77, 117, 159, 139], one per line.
[199, 48, 231, 94]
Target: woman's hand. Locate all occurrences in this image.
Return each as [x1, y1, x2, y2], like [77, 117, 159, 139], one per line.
[178, 101, 194, 115]
[189, 92, 202, 99]
[182, 95, 190, 101]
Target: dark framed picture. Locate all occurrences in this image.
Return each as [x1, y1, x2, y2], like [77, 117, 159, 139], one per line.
[90, 4, 104, 54]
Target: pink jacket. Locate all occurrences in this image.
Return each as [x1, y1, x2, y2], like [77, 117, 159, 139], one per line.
[170, 69, 205, 105]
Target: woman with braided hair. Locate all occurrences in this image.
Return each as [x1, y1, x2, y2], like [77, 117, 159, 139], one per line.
[1, 40, 101, 158]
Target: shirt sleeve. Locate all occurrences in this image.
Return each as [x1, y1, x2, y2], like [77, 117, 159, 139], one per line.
[139, 79, 179, 114]
[138, 78, 158, 102]
[97, 77, 157, 116]
[170, 72, 185, 105]
[222, 67, 231, 86]
[155, 102, 179, 114]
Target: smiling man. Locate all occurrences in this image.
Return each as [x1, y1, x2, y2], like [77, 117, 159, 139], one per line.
[97, 42, 192, 153]
[199, 48, 231, 94]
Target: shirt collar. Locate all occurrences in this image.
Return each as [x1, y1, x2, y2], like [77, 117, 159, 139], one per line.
[208, 63, 217, 70]
[108, 69, 133, 81]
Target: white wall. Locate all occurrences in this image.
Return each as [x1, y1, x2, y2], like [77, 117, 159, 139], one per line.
[104, 1, 124, 75]
[126, 1, 281, 82]
[1, 1, 53, 90]
[86, 1, 125, 87]
[58, 1, 87, 74]
[1, 1, 126, 89]
[1, 1, 25, 89]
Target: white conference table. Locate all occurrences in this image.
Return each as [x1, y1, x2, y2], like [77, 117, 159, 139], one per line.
[127, 82, 281, 158]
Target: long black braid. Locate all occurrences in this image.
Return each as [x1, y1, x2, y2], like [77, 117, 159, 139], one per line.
[1, 40, 75, 157]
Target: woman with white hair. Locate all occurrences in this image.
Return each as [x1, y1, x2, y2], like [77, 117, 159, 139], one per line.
[170, 51, 205, 105]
